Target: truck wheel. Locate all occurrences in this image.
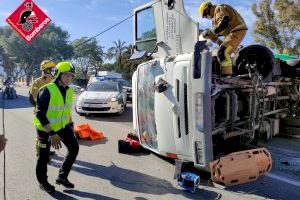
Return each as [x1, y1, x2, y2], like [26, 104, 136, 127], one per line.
[233, 45, 274, 80]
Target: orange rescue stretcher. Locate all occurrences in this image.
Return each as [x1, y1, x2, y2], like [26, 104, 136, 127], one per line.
[74, 123, 105, 141]
[210, 147, 272, 186]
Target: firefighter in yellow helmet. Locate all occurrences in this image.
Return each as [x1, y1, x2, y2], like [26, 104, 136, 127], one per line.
[199, 2, 248, 77]
[33, 61, 78, 194]
[29, 60, 56, 106]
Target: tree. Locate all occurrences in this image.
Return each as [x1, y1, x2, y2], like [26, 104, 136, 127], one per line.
[0, 24, 73, 85]
[252, 0, 300, 56]
[71, 37, 104, 79]
[120, 44, 150, 80]
[106, 40, 127, 71]
[274, 0, 300, 32]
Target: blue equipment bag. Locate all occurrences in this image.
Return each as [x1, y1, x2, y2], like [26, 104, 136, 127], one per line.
[177, 172, 200, 193]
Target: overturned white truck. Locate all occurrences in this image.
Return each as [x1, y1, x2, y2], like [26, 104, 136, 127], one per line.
[130, 0, 300, 185]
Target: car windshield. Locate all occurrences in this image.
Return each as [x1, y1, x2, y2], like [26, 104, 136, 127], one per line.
[87, 82, 118, 92]
[119, 80, 131, 87]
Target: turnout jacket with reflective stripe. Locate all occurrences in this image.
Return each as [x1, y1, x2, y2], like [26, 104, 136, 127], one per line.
[34, 82, 73, 132]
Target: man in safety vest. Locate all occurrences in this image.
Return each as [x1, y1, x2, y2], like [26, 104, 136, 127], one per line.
[29, 60, 56, 157]
[33, 61, 79, 194]
[199, 2, 248, 77]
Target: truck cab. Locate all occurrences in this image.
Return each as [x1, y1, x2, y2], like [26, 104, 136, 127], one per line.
[132, 0, 213, 170]
[131, 0, 300, 172]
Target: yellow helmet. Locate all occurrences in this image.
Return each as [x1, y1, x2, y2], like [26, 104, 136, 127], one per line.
[54, 61, 76, 78]
[40, 60, 56, 71]
[199, 2, 212, 18]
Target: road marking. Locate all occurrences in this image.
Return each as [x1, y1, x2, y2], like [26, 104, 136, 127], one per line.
[267, 173, 300, 188]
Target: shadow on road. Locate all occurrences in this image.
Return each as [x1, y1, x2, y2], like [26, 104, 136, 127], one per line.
[49, 189, 117, 200]
[50, 156, 220, 199]
[80, 105, 133, 123]
[223, 175, 300, 200]
[64, 189, 119, 200]
[78, 137, 109, 147]
[0, 94, 33, 109]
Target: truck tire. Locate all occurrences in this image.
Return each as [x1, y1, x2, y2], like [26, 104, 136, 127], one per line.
[233, 45, 274, 80]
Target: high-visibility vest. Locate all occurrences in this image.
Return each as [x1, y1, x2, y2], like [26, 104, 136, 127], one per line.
[33, 82, 73, 132]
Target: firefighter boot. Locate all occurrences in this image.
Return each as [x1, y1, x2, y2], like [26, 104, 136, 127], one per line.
[220, 46, 233, 77]
[40, 182, 55, 194]
[220, 61, 233, 78]
[56, 178, 75, 188]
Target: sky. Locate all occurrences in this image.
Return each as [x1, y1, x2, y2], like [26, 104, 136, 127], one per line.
[0, 0, 260, 52]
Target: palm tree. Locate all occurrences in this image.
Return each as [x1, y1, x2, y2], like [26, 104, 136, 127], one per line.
[106, 40, 127, 71]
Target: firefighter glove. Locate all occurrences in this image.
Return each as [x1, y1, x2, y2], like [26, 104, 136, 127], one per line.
[202, 29, 213, 39]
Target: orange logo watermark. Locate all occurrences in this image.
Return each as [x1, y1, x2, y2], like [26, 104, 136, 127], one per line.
[6, 0, 51, 43]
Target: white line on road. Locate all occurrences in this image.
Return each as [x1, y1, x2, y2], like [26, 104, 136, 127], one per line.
[267, 173, 300, 188]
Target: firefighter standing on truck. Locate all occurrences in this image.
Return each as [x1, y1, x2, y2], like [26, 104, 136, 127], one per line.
[33, 61, 79, 194]
[199, 2, 248, 77]
[29, 60, 56, 156]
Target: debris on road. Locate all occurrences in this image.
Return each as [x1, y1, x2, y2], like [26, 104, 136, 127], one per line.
[74, 123, 105, 141]
[118, 133, 145, 154]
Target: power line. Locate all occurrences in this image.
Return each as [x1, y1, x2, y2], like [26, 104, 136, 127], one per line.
[73, 0, 161, 49]
[73, 14, 134, 49]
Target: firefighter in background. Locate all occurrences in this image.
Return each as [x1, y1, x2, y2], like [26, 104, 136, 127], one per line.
[29, 60, 56, 106]
[33, 61, 79, 194]
[29, 60, 56, 156]
[199, 2, 248, 77]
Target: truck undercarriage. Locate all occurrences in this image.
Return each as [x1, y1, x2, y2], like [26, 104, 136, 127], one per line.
[210, 44, 300, 159]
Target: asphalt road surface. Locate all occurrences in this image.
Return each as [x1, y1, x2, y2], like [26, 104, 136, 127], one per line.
[0, 87, 299, 200]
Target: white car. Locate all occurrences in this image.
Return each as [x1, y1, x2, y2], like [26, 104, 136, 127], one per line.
[75, 81, 127, 115]
[69, 84, 82, 94]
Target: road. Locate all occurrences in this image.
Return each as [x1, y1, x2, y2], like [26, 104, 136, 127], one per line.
[0, 87, 299, 200]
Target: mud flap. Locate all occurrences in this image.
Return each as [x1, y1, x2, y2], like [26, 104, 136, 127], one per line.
[210, 148, 272, 186]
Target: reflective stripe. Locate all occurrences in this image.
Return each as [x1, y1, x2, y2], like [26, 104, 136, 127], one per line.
[37, 141, 47, 148]
[48, 105, 72, 111]
[48, 116, 70, 124]
[33, 82, 73, 132]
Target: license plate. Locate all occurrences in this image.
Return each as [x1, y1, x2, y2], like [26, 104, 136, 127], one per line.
[88, 104, 103, 108]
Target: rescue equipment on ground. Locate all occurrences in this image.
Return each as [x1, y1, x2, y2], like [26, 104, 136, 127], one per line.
[118, 133, 144, 154]
[174, 160, 200, 193]
[210, 147, 272, 186]
[74, 124, 105, 141]
[177, 172, 200, 193]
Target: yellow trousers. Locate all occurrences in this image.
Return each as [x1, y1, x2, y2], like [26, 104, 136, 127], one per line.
[219, 30, 247, 76]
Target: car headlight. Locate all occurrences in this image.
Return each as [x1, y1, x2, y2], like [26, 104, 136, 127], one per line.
[110, 97, 118, 102]
[77, 94, 85, 101]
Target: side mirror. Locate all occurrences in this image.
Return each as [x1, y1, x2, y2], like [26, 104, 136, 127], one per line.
[129, 50, 147, 60]
[80, 88, 85, 92]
